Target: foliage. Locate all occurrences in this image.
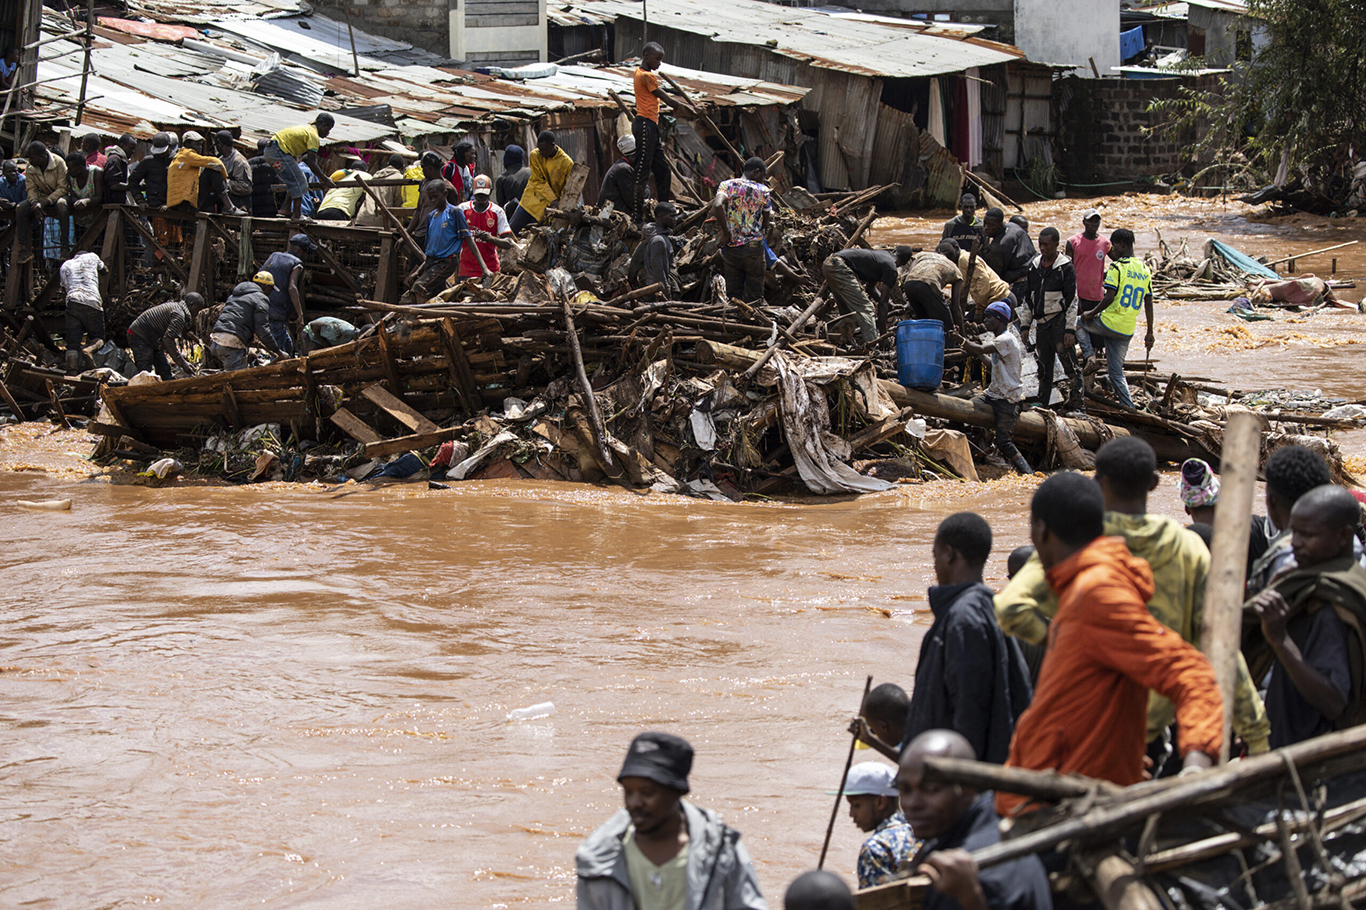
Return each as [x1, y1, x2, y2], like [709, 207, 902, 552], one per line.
[1147, 0, 1366, 195]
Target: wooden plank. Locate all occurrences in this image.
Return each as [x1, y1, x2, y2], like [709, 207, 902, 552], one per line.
[374, 233, 397, 304]
[186, 219, 211, 299]
[329, 406, 382, 444]
[0, 378, 24, 418]
[439, 317, 480, 415]
[375, 320, 403, 395]
[556, 162, 591, 210]
[221, 384, 243, 430]
[361, 383, 440, 434]
[362, 424, 463, 459]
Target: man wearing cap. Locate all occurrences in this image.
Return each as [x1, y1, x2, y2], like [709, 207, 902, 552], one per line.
[457, 175, 513, 279]
[942, 194, 983, 246]
[260, 233, 316, 354]
[128, 131, 179, 253]
[632, 42, 696, 223]
[576, 732, 766, 910]
[956, 301, 1031, 475]
[266, 113, 337, 219]
[214, 131, 253, 213]
[711, 157, 773, 303]
[167, 131, 239, 215]
[209, 271, 283, 371]
[1066, 210, 1110, 360]
[833, 762, 917, 890]
[413, 180, 473, 300]
[598, 135, 639, 213]
[127, 292, 205, 380]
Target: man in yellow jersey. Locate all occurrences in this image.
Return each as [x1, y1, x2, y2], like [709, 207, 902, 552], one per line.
[508, 130, 575, 234]
[632, 42, 696, 223]
[265, 112, 336, 219]
[1079, 228, 1153, 410]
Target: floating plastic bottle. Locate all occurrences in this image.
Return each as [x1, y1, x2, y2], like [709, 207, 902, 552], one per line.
[506, 702, 555, 721]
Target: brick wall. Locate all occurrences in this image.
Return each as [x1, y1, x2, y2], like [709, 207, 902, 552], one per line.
[1059, 74, 1222, 184]
[321, 0, 450, 57]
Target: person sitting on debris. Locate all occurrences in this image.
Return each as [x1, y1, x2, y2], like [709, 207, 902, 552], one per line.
[1078, 228, 1152, 411]
[128, 131, 181, 254]
[956, 302, 1030, 475]
[261, 232, 316, 355]
[784, 870, 854, 910]
[314, 158, 369, 222]
[16, 141, 69, 263]
[213, 131, 253, 213]
[413, 181, 473, 301]
[628, 201, 682, 298]
[1022, 226, 1081, 411]
[942, 239, 1011, 321]
[127, 292, 205, 380]
[822, 246, 911, 350]
[81, 132, 106, 169]
[712, 157, 773, 304]
[1246, 484, 1366, 748]
[0, 158, 26, 228]
[598, 134, 639, 213]
[457, 174, 514, 280]
[575, 731, 766, 910]
[167, 131, 238, 215]
[248, 138, 283, 218]
[980, 208, 1033, 303]
[209, 271, 283, 371]
[632, 42, 696, 223]
[265, 112, 336, 219]
[353, 153, 408, 227]
[999, 472, 1223, 817]
[497, 145, 530, 218]
[0, 46, 18, 92]
[407, 151, 449, 244]
[900, 246, 964, 334]
[64, 151, 103, 239]
[897, 730, 1052, 910]
[443, 141, 478, 204]
[59, 250, 106, 374]
[848, 682, 910, 761]
[1247, 444, 1337, 597]
[299, 316, 359, 355]
[999, 437, 1271, 766]
[1066, 210, 1109, 360]
[834, 762, 916, 890]
[101, 134, 135, 206]
[510, 131, 575, 234]
[942, 193, 983, 246]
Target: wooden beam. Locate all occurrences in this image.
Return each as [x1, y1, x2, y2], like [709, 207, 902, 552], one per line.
[329, 406, 382, 444]
[310, 236, 364, 296]
[123, 211, 188, 282]
[361, 424, 463, 459]
[374, 233, 397, 304]
[186, 219, 211, 299]
[439, 317, 480, 415]
[361, 383, 440, 434]
[375, 319, 403, 395]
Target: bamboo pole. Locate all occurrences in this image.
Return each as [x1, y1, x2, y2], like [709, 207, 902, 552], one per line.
[1263, 240, 1358, 269]
[819, 675, 872, 870]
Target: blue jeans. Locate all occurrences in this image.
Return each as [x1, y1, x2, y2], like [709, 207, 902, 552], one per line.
[265, 142, 307, 200]
[269, 320, 294, 356]
[211, 342, 249, 371]
[1083, 317, 1133, 409]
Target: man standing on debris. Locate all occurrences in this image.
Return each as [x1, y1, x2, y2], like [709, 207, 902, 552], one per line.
[712, 157, 773, 303]
[127, 292, 205, 380]
[957, 302, 1030, 475]
[1246, 484, 1366, 747]
[900, 246, 965, 334]
[629, 201, 682, 297]
[458, 175, 514, 279]
[833, 762, 916, 889]
[821, 246, 910, 349]
[509, 130, 574, 234]
[998, 472, 1223, 817]
[598, 135, 639, 212]
[1065, 210, 1109, 359]
[496, 145, 529, 218]
[1078, 228, 1153, 410]
[980, 208, 1032, 303]
[999, 437, 1271, 770]
[64, 151, 103, 240]
[128, 131, 178, 253]
[353, 153, 408, 227]
[632, 42, 697, 223]
[266, 113, 337, 220]
[941, 239, 1011, 320]
[575, 731, 766, 910]
[407, 151, 450, 244]
[209, 271, 283, 371]
[414, 180, 473, 300]
[101, 134, 135, 206]
[941, 193, 983, 246]
[261, 233, 316, 355]
[214, 131, 253, 214]
[167, 131, 239, 215]
[1021, 226, 1081, 411]
[59, 250, 106, 374]
[16, 141, 69, 263]
[443, 142, 478, 204]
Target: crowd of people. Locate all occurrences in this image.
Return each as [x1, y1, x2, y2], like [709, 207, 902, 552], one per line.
[576, 438, 1366, 910]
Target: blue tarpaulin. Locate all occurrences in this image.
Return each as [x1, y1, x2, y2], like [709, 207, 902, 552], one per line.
[1120, 25, 1146, 61]
[1209, 239, 1279, 279]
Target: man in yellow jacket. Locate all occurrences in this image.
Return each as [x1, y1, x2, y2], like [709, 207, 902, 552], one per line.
[166, 131, 240, 215]
[508, 129, 574, 235]
[996, 437, 1271, 762]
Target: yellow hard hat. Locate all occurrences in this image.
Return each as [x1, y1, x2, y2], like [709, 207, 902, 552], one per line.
[252, 270, 275, 287]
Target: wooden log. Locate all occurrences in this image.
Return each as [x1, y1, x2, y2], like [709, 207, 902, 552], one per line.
[1077, 849, 1164, 910]
[0, 378, 24, 418]
[562, 293, 614, 468]
[1201, 410, 1261, 762]
[362, 424, 463, 458]
[921, 756, 1117, 802]
[361, 383, 439, 434]
[846, 407, 916, 451]
[375, 320, 404, 396]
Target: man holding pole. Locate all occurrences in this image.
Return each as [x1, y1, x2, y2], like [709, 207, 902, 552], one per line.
[633, 42, 697, 224]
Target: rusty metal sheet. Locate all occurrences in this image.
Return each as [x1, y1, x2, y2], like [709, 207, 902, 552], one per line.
[96, 17, 198, 42]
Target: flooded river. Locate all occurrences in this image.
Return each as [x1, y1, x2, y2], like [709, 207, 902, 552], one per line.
[2, 196, 1364, 907]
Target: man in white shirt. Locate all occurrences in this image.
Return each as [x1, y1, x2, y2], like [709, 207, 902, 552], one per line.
[60, 251, 106, 373]
[957, 300, 1030, 475]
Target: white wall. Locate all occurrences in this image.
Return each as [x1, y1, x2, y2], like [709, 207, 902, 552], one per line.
[448, 0, 547, 65]
[1013, 0, 1119, 78]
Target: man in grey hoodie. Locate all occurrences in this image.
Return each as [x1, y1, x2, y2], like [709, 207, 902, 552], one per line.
[576, 732, 767, 910]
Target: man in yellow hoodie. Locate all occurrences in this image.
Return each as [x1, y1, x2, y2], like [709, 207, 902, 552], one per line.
[996, 437, 1271, 759]
[166, 131, 240, 215]
[508, 130, 574, 235]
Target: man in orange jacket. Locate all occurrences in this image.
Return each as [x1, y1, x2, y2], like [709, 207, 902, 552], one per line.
[998, 471, 1223, 818]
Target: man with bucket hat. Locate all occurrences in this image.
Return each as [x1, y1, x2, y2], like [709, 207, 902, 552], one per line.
[831, 762, 916, 889]
[576, 732, 767, 910]
[956, 301, 1030, 475]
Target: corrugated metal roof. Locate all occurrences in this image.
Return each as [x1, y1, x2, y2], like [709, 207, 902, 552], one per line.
[1182, 0, 1250, 13]
[125, 0, 307, 25]
[562, 0, 1023, 78]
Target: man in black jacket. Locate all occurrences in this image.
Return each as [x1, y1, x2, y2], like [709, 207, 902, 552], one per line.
[903, 513, 1032, 764]
[1022, 226, 1081, 411]
[981, 208, 1032, 303]
[597, 135, 638, 212]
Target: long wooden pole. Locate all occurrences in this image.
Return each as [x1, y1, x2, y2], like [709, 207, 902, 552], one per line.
[1263, 239, 1358, 269]
[561, 295, 614, 468]
[74, 0, 94, 126]
[818, 675, 872, 870]
[1200, 409, 1261, 762]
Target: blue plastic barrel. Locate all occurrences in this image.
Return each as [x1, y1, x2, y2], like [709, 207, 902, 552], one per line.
[896, 319, 945, 390]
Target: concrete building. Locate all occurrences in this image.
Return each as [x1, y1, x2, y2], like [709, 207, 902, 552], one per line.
[322, 0, 548, 66]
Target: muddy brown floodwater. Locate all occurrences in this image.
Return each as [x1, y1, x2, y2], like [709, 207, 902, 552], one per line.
[1, 195, 1364, 908]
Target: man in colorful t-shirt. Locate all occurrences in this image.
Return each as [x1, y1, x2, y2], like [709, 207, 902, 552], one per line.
[835, 762, 918, 890]
[457, 174, 513, 278]
[414, 181, 473, 301]
[1080, 228, 1153, 410]
[632, 42, 697, 223]
[265, 113, 335, 219]
[1066, 209, 1111, 359]
[711, 157, 772, 303]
